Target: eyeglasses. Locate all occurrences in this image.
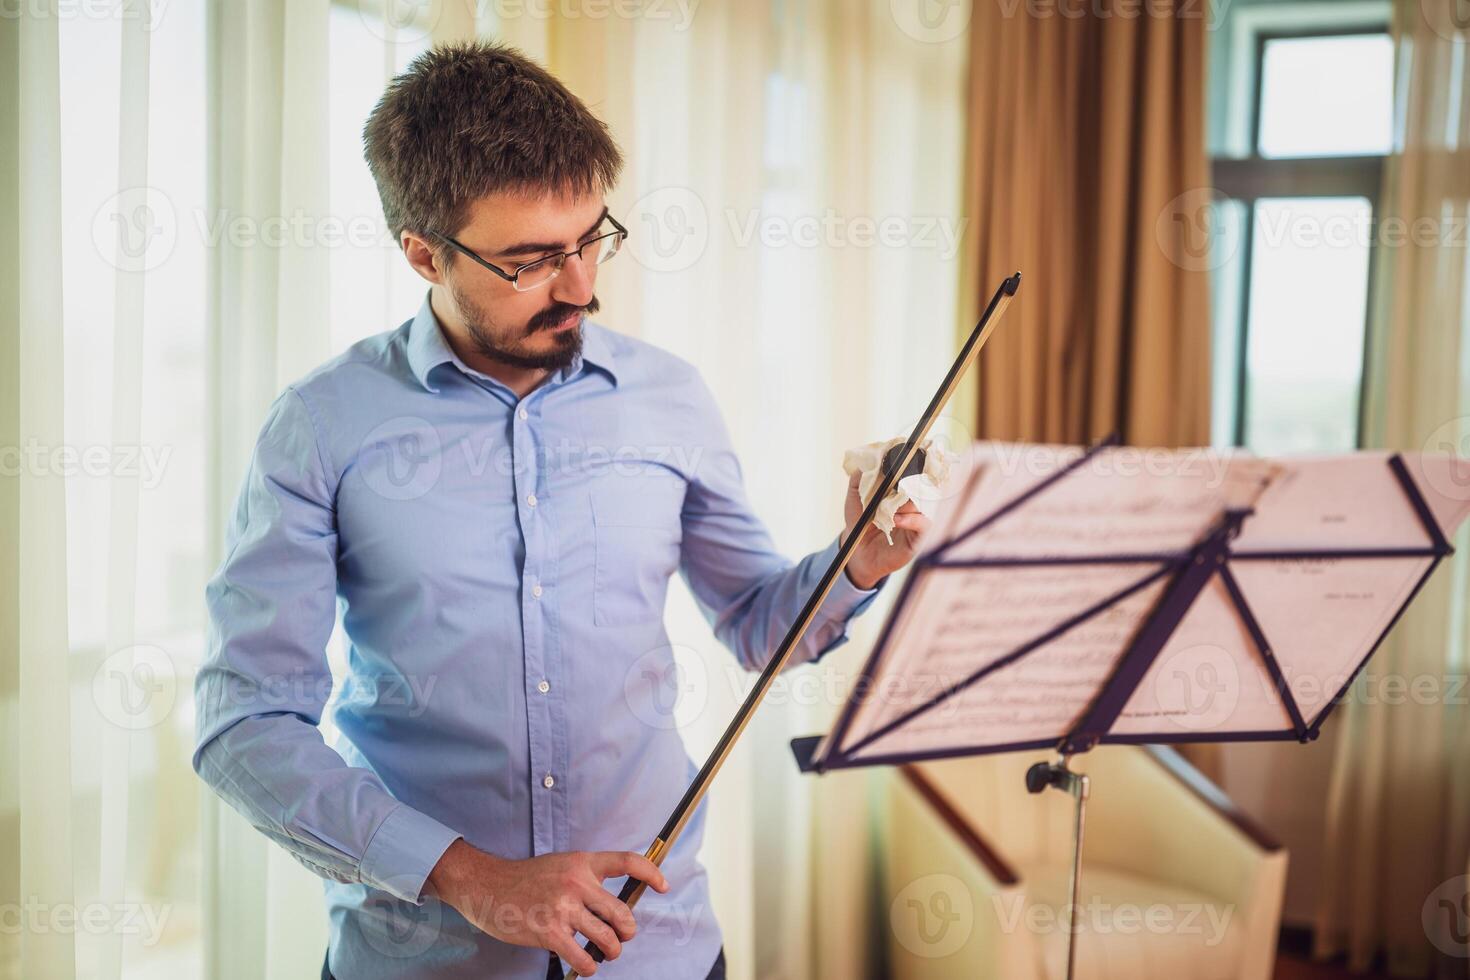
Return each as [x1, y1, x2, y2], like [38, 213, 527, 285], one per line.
[432, 213, 628, 292]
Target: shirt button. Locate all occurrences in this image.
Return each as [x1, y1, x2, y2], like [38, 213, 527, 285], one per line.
[537, 679, 550, 694]
[518, 407, 529, 420]
[527, 493, 538, 507]
[532, 583, 543, 598]
[543, 774, 555, 789]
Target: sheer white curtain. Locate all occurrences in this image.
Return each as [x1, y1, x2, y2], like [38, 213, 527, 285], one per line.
[2, 2, 972, 978]
[1315, 1, 1470, 975]
[3, 6, 74, 980]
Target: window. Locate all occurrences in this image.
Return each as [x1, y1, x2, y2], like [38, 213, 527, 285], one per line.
[1208, 11, 1395, 456]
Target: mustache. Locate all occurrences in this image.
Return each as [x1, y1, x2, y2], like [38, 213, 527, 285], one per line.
[527, 295, 599, 334]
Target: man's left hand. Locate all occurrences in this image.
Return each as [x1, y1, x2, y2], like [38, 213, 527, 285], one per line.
[842, 470, 932, 590]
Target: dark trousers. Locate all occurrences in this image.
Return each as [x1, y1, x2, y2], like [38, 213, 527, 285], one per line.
[322, 945, 727, 979]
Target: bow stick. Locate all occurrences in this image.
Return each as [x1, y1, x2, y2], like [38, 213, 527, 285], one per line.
[561, 271, 1022, 979]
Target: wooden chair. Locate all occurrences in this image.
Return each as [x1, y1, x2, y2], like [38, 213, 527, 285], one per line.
[882, 745, 1287, 980]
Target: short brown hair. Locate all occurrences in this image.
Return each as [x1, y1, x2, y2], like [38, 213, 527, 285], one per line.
[363, 40, 623, 246]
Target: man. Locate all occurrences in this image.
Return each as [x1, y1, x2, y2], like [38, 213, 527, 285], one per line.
[194, 41, 928, 980]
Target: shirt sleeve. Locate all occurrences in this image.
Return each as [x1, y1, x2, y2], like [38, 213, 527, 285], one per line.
[193, 387, 461, 905]
[676, 371, 883, 672]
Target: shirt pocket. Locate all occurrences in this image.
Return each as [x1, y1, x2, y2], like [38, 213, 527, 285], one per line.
[591, 477, 686, 627]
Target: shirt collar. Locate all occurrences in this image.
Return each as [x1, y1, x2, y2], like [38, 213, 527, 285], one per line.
[406, 291, 619, 393]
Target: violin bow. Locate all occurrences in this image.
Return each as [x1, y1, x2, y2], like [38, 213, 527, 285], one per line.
[562, 271, 1021, 979]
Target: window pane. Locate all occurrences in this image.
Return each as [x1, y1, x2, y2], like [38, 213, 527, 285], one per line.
[1257, 34, 1394, 158]
[1242, 197, 1372, 455]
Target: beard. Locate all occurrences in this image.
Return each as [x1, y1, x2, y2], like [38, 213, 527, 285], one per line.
[449, 278, 599, 372]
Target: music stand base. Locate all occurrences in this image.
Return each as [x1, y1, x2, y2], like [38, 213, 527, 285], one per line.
[1026, 755, 1090, 980]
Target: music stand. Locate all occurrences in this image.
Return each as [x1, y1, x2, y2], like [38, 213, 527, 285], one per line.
[791, 435, 1466, 980]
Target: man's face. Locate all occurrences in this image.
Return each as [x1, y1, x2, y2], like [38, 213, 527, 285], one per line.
[438, 191, 609, 371]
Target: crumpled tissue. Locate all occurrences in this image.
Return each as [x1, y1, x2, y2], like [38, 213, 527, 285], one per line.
[842, 436, 957, 544]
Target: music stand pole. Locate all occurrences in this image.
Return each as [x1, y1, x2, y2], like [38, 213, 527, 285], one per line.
[1026, 755, 1090, 980]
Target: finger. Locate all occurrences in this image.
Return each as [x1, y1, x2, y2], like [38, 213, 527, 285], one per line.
[894, 499, 921, 515]
[550, 931, 599, 977]
[592, 852, 670, 893]
[579, 883, 637, 941]
[573, 908, 623, 961]
[893, 513, 931, 533]
[847, 470, 862, 493]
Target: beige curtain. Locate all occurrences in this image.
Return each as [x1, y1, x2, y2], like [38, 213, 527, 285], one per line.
[1316, 2, 1470, 976]
[959, 0, 1212, 449]
[203, 1, 336, 977]
[1, 5, 75, 979]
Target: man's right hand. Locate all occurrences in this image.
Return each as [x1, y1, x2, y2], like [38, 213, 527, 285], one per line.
[425, 839, 670, 976]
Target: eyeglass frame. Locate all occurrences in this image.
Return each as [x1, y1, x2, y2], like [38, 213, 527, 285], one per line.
[430, 212, 628, 292]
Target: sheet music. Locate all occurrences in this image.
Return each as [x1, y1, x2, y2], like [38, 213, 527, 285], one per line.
[813, 444, 1470, 767]
[934, 443, 1276, 561]
[823, 444, 1275, 762]
[839, 563, 1172, 762]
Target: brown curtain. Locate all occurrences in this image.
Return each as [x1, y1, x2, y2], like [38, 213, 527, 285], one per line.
[960, 0, 1212, 448]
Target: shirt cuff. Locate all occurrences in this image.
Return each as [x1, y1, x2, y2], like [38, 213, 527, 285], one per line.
[813, 534, 884, 635]
[359, 802, 463, 905]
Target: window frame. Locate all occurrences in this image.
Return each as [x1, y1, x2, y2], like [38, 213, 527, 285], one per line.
[1211, 15, 1393, 451]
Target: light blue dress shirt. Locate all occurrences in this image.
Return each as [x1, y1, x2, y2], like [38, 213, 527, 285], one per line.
[194, 294, 881, 979]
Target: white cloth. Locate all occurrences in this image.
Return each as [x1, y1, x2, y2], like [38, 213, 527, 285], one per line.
[842, 436, 957, 544]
